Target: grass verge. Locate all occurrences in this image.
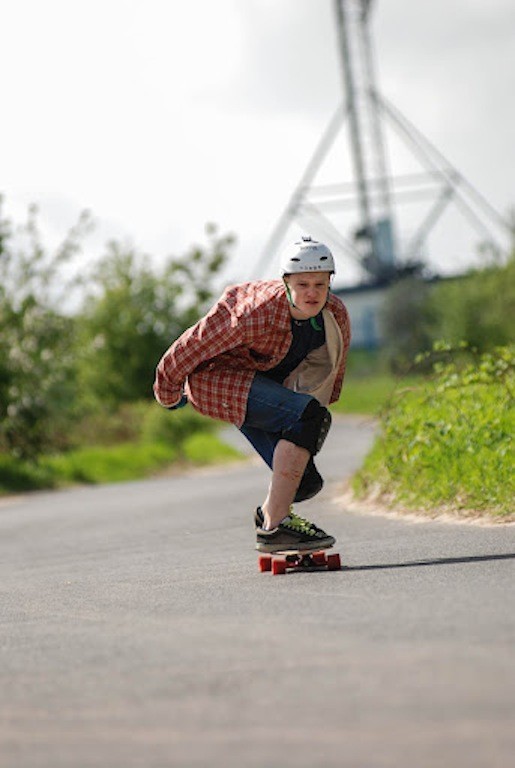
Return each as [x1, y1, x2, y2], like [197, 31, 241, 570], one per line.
[43, 442, 179, 485]
[332, 374, 418, 416]
[353, 346, 514, 520]
[331, 349, 419, 416]
[0, 436, 243, 495]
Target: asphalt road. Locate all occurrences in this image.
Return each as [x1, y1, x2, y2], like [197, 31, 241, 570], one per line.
[1, 417, 514, 768]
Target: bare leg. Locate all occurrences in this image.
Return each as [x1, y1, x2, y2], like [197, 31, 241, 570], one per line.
[261, 439, 310, 529]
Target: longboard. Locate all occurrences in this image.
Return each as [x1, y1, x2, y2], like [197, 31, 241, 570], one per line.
[258, 548, 341, 575]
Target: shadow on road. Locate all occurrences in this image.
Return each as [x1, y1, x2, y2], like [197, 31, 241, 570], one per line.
[343, 552, 515, 572]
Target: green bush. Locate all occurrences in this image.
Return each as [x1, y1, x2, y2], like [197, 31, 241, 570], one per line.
[70, 401, 149, 447]
[0, 198, 235, 461]
[426, 257, 515, 352]
[182, 432, 242, 464]
[380, 253, 515, 372]
[76, 227, 234, 406]
[354, 345, 514, 517]
[72, 400, 218, 451]
[0, 203, 92, 460]
[141, 403, 216, 449]
[0, 455, 58, 493]
[0, 398, 240, 494]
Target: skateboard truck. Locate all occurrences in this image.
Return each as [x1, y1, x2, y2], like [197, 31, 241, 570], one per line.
[258, 550, 341, 575]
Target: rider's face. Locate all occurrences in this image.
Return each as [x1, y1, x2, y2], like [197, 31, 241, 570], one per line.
[285, 272, 331, 318]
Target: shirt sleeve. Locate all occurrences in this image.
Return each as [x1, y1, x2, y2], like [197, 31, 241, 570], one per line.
[153, 291, 245, 408]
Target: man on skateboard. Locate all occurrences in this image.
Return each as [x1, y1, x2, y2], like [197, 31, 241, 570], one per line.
[153, 236, 351, 553]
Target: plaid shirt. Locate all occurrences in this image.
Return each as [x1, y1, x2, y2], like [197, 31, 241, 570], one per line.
[154, 279, 351, 426]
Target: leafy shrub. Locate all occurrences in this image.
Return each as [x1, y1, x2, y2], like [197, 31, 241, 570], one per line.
[141, 403, 217, 450]
[182, 432, 242, 464]
[426, 257, 515, 352]
[380, 253, 515, 372]
[0, 454, 58, 492]
[380, 276, 434, 373]
[0, 202, 91, 460]
[76, 226, 235, 405]
[0, 198, 234, 460]
[71, 401, 150, 447]
[354, 344, 514, 517]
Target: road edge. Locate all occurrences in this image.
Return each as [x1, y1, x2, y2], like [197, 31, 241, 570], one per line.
[334, 481, 515, 527]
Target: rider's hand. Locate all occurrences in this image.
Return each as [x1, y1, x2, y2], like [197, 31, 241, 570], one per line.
[167, 394, 188, 411]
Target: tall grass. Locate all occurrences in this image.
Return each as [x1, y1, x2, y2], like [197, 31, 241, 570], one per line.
[353, 345, 514, 518]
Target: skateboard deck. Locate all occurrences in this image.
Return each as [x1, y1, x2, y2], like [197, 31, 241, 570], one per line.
[258, 547, 341, 575]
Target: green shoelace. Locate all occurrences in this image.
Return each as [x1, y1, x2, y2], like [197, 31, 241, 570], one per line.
[283, 511, 318, 535]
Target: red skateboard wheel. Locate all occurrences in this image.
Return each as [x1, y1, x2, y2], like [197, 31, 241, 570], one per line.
[258, 555, 272, 572]
[272, 559, 287, 575]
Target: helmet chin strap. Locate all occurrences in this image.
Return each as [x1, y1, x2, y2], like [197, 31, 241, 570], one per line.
[283, 278, 328, 330]
[283, 278, 297, 309]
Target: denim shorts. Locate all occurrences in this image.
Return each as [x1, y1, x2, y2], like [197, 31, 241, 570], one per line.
[239, 373, 315, 468]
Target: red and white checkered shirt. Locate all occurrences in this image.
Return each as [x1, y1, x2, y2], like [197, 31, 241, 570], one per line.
[154, 279, 351, 426]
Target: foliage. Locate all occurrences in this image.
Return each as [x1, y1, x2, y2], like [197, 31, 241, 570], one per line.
[70, 401, 150, 447]
[0, 195, 234, 462]
[332, 374, 419, 415]
[141, 403, 217, 448]
[425, 257, 515, 351]
[76, 224, 234, 406]
[0, 300, 78, 459]
[0, 200, 91, 460]
[381, 253, 515, 372]
[41, 429, 241, 487]
[44, 442, 178, 485]
[0, 399, 244, 493]
[332, 350, 417, 416]
[0, 200, 92, 309]
[0, 453, 58, 492]
[380, 276, 434, 373]
[182, 432, 242, 464]
[354, 344, 514, 517]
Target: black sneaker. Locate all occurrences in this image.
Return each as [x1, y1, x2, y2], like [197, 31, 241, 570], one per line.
[254, 507, 264, 528]
[255, 508, 336, 553]
[254, 506, 327, 534]
[294, 459, 324, 503]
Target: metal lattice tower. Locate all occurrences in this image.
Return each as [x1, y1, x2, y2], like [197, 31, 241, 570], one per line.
[252, 0, 511, 282]
[334, 0, 396, 277]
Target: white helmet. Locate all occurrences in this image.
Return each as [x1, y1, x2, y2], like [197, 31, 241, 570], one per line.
[280, 236, 335, 275]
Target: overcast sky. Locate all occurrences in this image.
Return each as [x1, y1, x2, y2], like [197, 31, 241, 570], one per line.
[2, 0, 514, 286]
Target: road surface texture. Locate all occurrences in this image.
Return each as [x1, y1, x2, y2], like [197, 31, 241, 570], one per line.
[1, 416, 514, 767]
